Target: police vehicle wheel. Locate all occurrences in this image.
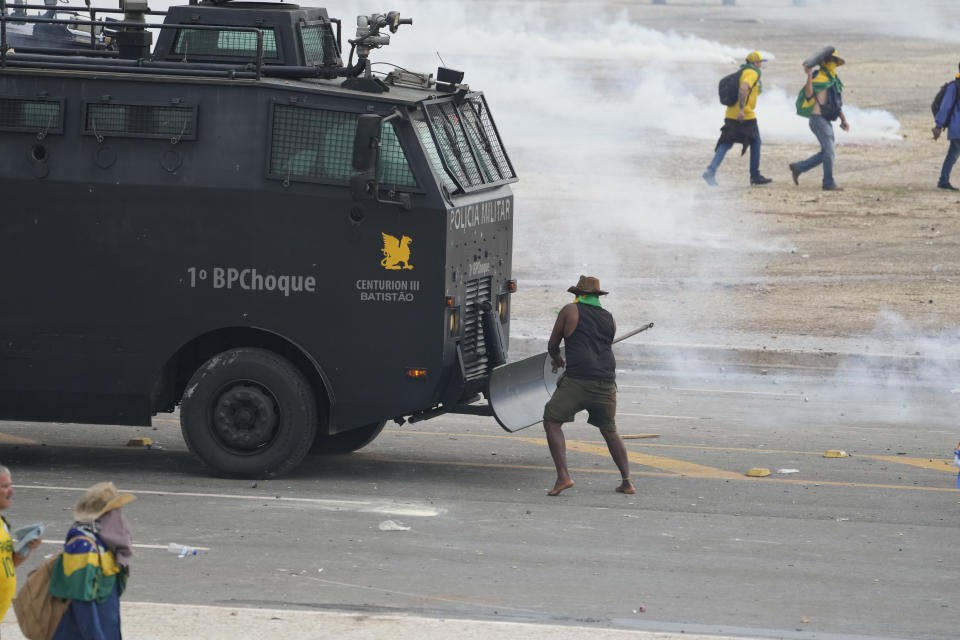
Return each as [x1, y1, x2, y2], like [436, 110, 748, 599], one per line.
[311, 420, 386, 454]
[181, 348, 317, 478]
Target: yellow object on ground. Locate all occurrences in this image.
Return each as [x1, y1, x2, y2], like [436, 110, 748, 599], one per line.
[824, 450, 849, 458]
[126, 437, 153, 447]
[746, 467, 771, 477]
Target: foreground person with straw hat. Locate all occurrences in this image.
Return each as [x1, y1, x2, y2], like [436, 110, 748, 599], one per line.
[49, 482, 135, 640]
[542, 276, 635, 496]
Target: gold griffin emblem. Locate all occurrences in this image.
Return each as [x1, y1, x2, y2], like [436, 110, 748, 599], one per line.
[380, 233, 414, 270]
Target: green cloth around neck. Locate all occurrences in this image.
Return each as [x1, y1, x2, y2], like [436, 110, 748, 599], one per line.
[574, 295, 602, 308]
[813, 67, 843, 93]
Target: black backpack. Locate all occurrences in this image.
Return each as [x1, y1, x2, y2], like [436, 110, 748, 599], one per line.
[932, 79, 960, 124]
[718, 69, 759, 107]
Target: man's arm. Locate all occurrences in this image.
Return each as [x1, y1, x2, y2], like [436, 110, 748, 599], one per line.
[547, 304, 578, 371]
[803, 65, 814, 99]
[736, 80, 750, 121]
[12, 538, 41, 567]
[934, 82, 956, 139]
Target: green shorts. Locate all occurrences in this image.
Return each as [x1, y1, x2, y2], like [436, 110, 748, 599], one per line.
[543, 375, 617, 432]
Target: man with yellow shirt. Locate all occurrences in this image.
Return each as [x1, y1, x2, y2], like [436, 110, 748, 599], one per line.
[0, 465, 42, 630]
[703, 51, 772, 187]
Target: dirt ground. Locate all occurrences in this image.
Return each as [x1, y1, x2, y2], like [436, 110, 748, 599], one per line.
[505, 1, 960, 357]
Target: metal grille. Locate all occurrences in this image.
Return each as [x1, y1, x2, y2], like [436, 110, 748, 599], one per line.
[299, 22, 338, 66]
[270, 104, 355, 183]
[426, 101, 481, 187]
[173, 28, 278, 59]
[461, 94, 515, 182]
[271, 104, 415, 187]
[378, 123, 416, 188]
[0, 98, 63, 134]
[84, 103, 195, 140]
[461, 276, 493, 380]
[422, 94, 516, 194]
[413, 119, 456, 192]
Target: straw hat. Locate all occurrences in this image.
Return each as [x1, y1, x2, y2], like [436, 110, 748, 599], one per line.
[567, 275, 608, 296]
[73, 482, 136, 523]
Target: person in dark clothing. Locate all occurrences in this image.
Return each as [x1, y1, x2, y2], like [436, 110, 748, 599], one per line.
[542, 276, 634, 496]
[932, 62, 960, 191]
[703, 51, 772, 187]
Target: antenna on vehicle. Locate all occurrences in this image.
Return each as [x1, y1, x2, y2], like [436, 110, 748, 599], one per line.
[341, 11, 412, 94]
[434, 50, 463, 94]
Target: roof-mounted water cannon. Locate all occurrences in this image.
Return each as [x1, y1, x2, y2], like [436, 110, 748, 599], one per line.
[341, 11, 412, 93]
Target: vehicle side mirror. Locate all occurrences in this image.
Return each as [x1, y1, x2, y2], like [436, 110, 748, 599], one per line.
[352, 114, 382, 173]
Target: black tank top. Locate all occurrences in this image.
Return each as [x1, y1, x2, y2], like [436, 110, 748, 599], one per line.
[565, 303, 616, 382]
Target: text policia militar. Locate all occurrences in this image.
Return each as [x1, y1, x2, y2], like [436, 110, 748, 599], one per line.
[447, 197, 512, 232]
[186, 266, 317, 297]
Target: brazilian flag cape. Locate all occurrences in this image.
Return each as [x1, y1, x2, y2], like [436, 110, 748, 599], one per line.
[796, 69, 843, 118]
[48, 526, 127, 604]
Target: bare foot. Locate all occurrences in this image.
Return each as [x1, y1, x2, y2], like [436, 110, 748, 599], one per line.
[616, 479, 635, 494]
[548, 478, 574, 496]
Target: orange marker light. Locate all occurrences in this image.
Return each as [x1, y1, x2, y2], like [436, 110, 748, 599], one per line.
[506, 280, 517, 293]
[406, 368, 428, 379]
[445, 296, 456, 307]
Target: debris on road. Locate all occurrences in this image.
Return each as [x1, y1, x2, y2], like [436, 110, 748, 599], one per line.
[746, 467, 771, 477]
[378, 520, 411, 531]
[824, 450, 849, 458]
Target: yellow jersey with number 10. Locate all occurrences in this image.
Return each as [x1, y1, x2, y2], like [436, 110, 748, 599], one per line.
[0, 517, 17, 621]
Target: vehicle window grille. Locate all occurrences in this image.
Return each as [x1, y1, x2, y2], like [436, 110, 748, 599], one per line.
[422, 94, 516, 194]
[413, 119, 456, 193]
[84, 103, 196, 140]
[461, 94, 515, 182]
[378, 123, 416, 188]
[461, 276, 492, 379]
[0, 98, 63, 134]
[270, 104, 356, 183]
[427, 101, 482, 187]
[173, 28, 279, 59]
[299, 22, 337, 66]
[270, 104, 416, 187]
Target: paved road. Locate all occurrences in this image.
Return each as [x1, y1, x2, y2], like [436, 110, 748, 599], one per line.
[0, 365, 955, 640]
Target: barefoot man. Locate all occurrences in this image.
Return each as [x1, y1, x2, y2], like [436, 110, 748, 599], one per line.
[543, 276, 635, 496]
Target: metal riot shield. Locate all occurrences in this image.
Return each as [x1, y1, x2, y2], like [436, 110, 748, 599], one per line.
[487, 349, 564, 432]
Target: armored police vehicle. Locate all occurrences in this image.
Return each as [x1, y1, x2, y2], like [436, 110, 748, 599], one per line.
[0, 0, 517, 477]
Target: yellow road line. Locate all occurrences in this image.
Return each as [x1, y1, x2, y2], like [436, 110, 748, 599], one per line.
[863, 456, 956, 472]
[510, 437, 744, 479]
[0, 433, 39, 445]
[363, 455, 960, 493]
[386, 429, 957, 488]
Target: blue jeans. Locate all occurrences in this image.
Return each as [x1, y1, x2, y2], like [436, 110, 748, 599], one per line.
[793, 115, 836, 187]
[939, 139, 960, 185]
[706, 130, 762, 180]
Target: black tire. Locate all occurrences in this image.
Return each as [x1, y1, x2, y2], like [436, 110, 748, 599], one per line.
[180, 348, 317, 478]
[311, 420, 386, 455]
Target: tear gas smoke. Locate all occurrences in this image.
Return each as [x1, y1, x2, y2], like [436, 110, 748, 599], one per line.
[87, 1, 952, 368]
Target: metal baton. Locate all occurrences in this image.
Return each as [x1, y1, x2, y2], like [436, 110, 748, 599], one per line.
[613, 322, 654, 345]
